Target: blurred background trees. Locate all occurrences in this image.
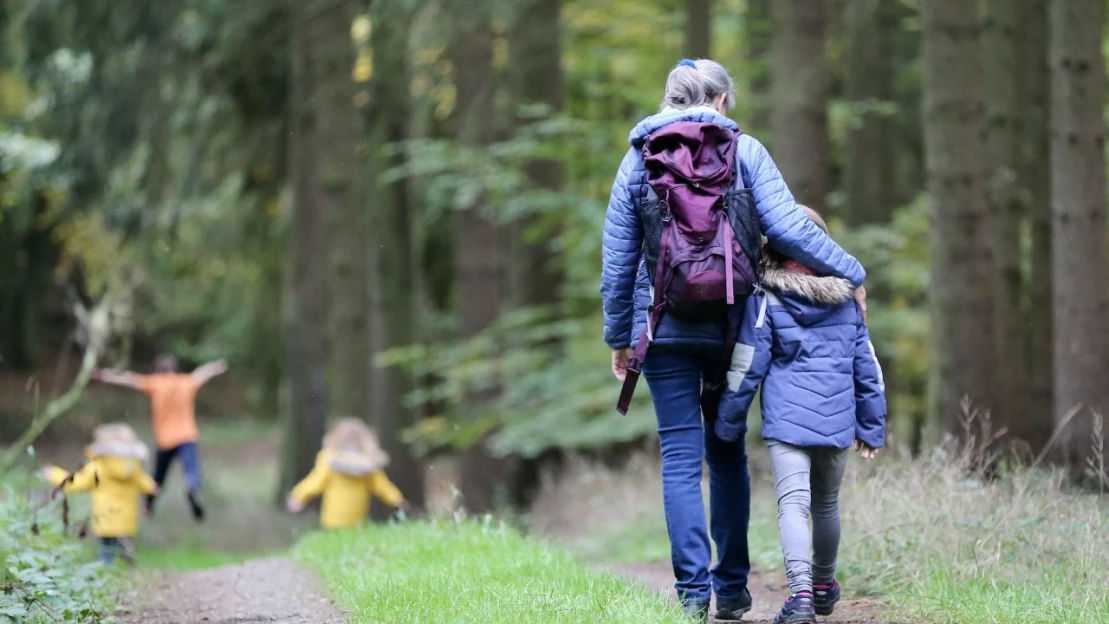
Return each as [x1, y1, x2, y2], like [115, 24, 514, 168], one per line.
[2, 0, 1108, 508]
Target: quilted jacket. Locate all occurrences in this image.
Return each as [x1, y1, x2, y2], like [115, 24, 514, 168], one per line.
[600, 107, 867, 350]
[714, 261, 887, 449]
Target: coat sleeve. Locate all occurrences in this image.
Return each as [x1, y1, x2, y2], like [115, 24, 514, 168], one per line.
[370, 471, 404, 508]
[46, 463, 97, 493]
[737, 135, 867, 287]
[601, 148, 644, 349]
[715, 293, 773, 442]
[853, 308, 887, 449]
[133, 470, 157, 496]
[288, 454, 330, 503]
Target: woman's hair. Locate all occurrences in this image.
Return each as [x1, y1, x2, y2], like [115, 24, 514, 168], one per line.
[323, 417, 389, 467]
[661, 59, 737, 112]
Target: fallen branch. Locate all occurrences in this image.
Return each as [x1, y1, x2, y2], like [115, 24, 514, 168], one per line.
[0, 346, 98, 481]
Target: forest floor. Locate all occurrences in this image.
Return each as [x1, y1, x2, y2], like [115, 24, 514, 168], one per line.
[118, 558, 344, 624]
[17, 417, 1108, 623]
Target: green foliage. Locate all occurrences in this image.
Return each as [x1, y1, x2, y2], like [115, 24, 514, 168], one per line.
[0, 485, 116, 623]
[293, 518, 687, 623]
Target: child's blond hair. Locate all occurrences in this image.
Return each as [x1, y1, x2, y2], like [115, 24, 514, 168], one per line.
[323, 418, 389, 468]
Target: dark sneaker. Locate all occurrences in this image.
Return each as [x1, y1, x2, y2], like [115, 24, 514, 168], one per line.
[772, 593, 817, 624]
[187, 490, 206, 522]
[813, 580, 841, 616]
[715, 587, 753, 621]
[682, 600, 709, 623]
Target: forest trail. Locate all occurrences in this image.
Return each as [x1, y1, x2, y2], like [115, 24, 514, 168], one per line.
[119, 558, 344, 624]
[611, 561, 895, 624]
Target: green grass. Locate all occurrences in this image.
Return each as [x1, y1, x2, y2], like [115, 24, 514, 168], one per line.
[293, 519, 687, 623]
[135, 545, 256, 571]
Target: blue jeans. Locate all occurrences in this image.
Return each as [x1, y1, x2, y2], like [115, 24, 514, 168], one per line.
[148, 442, 202, 511]
[644, 346, 751, 606]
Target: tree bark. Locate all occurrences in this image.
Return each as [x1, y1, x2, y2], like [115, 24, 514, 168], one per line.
[308, 0, 369, 422]
[920, 0, 995, 436]
[367, 0, 426, 515]
[743, 0, 772, 137]
[843, 0, 897, 226]
[505, 0, 565, 508]
[278, 1, 328, 500]
[451, 0, 508, 514]
[1049, 0, 1109, 467]
[770, 0, 829, 213]
[686, 0, 711, 59]
[982, 0, 1029, 446]
[1022, 0, 1053, 452]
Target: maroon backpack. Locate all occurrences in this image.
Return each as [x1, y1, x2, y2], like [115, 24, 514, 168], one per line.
[616, 121, 761, 415]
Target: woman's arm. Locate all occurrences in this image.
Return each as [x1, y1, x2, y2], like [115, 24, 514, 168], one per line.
[601, 149, 645, 350]
[737, 135, 867, 287]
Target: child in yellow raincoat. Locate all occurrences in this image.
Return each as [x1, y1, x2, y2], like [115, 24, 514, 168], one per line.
[286, 418, 409, 529]
[41, 423, 157, 564]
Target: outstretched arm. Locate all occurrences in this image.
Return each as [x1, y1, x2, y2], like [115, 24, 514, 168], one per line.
[191, 359, 229, 386]
[91, 369, 146, 391]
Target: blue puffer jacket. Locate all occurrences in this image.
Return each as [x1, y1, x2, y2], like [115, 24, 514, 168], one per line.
[600, 107, 867, 350]
[714, 262, 887, 449]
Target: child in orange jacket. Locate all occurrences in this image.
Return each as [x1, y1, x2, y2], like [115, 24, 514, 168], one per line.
[286, 418, 409, 529]
[41, 423, 158, 564]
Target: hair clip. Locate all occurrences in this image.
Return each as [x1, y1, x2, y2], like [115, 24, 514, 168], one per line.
[677, 59, 697, 68]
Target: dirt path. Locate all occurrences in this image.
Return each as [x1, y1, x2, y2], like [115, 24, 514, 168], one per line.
[611, 561, 892, 624]
[119, 558, 344, 624]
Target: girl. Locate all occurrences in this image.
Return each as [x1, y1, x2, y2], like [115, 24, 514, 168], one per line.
[286, 418, 409, 530]
[41, 423, 158, 564]
[600, 58, 868, 622]
[716, 207, 886, 624]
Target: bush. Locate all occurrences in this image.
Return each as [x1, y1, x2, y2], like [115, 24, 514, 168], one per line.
[0, 479, 117, 623]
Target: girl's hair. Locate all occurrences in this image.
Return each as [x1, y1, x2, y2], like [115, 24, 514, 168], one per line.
[323, 417, 389, 467]
[661, 59, 737, 112]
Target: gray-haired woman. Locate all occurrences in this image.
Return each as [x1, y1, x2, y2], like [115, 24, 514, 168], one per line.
[600, 59, 867, 622]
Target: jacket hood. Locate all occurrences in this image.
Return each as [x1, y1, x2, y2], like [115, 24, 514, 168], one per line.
[86, 453, 145, 481]
[629, 107, 739, 148]
[323, 450, 383, 476]
[763, 260, 854, 326]
[86, 440, 149, 461]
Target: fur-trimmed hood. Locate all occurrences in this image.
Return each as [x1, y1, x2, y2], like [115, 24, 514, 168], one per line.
[322, 418, 389, 475]
[762, 258, 855, 326]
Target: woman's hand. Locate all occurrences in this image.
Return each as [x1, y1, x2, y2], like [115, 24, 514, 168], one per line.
[612, 348, 633, 381]
[853, 440, 879, 460]
[854, 284, 868, 322]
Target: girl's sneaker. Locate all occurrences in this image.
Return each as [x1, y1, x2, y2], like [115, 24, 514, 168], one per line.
[813, 580, 841, 615]
[772, 593, 816, 624]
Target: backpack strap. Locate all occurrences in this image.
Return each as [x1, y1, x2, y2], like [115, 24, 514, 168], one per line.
[616, 224, 672, 415]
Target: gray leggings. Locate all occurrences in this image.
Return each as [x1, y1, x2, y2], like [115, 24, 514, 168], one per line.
[767, 441, 848, 594]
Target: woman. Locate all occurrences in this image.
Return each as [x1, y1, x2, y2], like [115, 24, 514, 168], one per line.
[600, 59, 866, 622]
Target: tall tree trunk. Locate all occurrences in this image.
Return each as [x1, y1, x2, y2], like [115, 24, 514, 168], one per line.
[367, 0, 426, 516]
[1022, 0, 1053, 453]
[770, 0, 829, 213]
[982, 0, 1029, 447]
[1049, 0, 1109, 468]
[843, 0, 903, 445]
[505, 0, 565, 508]
[843, 0, 897, 226]
[920, 0, 995, 437]
[309, 0, 369, 422]
[451, 0, 508, 514]
[278, 2, 328, 499]
[743, 0, 773, 137]
[686, 0, 711, 59]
